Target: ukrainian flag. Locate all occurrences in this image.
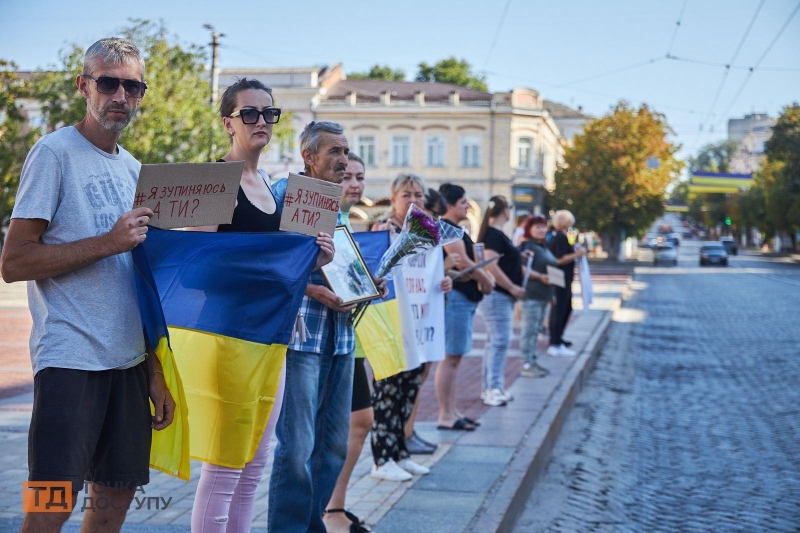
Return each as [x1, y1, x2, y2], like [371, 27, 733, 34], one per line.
[351, 231, 406, 380]
[139, 228, 319, 469]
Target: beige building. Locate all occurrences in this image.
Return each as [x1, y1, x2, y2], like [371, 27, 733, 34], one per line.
[219, 68, 571, 217]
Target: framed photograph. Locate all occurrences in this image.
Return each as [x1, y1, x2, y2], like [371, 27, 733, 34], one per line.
[321, 226, 382, 305]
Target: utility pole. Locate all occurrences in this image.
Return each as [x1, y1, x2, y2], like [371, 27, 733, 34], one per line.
[203, 24, 224, 107]
[203, 24, 224, 161]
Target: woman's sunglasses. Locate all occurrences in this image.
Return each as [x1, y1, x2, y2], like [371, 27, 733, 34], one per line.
[83, 74, 147, 98]
[229, 107, 282, 124]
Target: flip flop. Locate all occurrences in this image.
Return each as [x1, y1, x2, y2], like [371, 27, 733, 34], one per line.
[324, 509, 371, 532]
[436, 419, 476, 431]
[460, 417, 481, 427]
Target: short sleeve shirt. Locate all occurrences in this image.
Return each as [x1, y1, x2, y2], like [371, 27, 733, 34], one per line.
[483, 227, 523, 297]
[548, 231, 575, 287]
[10, 126, 145, 374]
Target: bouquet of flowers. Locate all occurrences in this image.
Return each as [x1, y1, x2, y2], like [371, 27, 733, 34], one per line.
[350, 204, 463, 326]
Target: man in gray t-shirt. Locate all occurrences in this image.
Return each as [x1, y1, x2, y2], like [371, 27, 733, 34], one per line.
[0, 38, 173, 533]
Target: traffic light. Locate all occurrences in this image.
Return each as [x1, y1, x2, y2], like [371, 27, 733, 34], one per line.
[725, 217, 732, 226]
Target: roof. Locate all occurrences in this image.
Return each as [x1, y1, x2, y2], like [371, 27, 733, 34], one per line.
[543, 100, 588, 118]
[221, 66, 326, 75]
[323, 79, 492, 103]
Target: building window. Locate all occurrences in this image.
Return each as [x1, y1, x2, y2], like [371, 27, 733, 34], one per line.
[460, 136, 482, 167]
[391, 136, 411, 167]
[356, 135, 377, 167]
[517, 137, 534, 169]
[426, 136, 446, 167]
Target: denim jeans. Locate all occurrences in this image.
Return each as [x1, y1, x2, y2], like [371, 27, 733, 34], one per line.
[520, 299, 548, 365]
[268, 349, 354, 533]
[478, 290, 515, 391]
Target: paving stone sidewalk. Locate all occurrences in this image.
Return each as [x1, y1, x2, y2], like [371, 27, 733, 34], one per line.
[0, 266, 630, 532]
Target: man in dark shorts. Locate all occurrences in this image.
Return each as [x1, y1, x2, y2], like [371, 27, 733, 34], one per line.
[0, 38, 174, 533]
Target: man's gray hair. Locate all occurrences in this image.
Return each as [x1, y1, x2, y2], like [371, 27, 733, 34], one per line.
[300, 121, 344, 155]
[83, 38, 145, 77]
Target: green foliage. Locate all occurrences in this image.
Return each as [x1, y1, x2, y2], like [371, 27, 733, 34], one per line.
[349, 65, 405, 81]
[739, 104, 800, 248]
[688, 139, 738, 173]
[0, 60, 40, 225]
[416, 57, 488, 92]
[553, 102, 682, 258]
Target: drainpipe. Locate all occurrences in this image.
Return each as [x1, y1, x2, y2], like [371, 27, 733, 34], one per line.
[489, 97, 496, 196]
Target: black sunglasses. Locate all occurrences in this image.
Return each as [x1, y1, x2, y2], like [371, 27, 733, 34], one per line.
[229, 107, 282, 124]
[83, 74, 147, 98]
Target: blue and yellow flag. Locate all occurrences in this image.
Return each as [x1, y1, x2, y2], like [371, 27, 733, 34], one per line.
[351, 231, 406, 380]
[140, 228, 318, 469]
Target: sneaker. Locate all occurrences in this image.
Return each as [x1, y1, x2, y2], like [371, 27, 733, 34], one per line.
[548, 344, 576, 357]
[521, 362, 550, 378]
[397, 458, 430, 475]
[481, 389, 507, 407]
[405, 433, 436, 455]
[494, 388, 514, 402]
[371, 459, 413, 482]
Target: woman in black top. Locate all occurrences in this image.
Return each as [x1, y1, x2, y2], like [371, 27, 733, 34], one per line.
[476, 196, 527, 407]
[546, 209, 586, 358]
[434, 184, 494, 431]
[188, 78, 285, 532]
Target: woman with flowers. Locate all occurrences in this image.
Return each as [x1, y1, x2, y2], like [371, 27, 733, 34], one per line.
[368, 173, 453, 481]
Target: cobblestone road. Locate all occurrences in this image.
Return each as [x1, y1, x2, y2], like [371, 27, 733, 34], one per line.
[515, 243, 800, 532]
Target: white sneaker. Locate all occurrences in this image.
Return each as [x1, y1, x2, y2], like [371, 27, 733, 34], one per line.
[371, 459, 413, 481]
[494, 388, 514, 402]
[481, 389, 507, 407]
[548, 344, 576, 357]
[397, 458, 430, 475]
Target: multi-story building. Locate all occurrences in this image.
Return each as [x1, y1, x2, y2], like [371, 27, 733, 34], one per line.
[219, 69, 570, 216]
[727, 113, 776, 174]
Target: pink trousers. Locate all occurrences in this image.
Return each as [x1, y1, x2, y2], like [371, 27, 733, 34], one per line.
[190, 365, 285, 532]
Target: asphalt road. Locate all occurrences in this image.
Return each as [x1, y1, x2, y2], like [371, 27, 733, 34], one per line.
[514, 240, 800, 532]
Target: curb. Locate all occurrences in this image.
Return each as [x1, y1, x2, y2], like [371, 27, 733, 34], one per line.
[466, 280, 630, 533]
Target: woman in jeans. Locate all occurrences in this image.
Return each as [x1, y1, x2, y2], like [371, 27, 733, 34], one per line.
[476, 196, 526, 406]
[517, 215, 556, 378]
[435, 184, 495, 428]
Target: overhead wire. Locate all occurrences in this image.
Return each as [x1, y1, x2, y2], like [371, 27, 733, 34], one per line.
[666, 0, 690, 56]
[482, 0, 514, 71]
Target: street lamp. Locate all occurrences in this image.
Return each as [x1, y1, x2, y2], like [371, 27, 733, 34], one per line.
[203, 24, 225, 107]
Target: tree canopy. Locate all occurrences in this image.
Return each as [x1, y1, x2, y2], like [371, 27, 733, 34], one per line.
[553, 102, 682, 258]
[416, 57, 488, 92]
[688, 139, 738, 173]
[348, 64, 405, 81]
[0, 61, 40, 225]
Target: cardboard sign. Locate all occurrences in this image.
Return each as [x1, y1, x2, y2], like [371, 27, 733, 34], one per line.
[135, 162, 244, 229]
[546, 265, 566, 288]
[394, 248, 446, 370]
[279, 173, 342, 237]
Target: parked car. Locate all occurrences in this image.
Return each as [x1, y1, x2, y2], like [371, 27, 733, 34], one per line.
[654, 243, 678, 265]
[700, 242, 728, 266]
[720, 236, 738, 255]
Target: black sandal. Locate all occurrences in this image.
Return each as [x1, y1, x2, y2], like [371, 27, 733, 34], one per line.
[324, 508, 372, 532]
[461, 416, 481, 427]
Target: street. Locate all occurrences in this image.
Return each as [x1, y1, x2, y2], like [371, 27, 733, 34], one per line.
[514, 240, 800, 532]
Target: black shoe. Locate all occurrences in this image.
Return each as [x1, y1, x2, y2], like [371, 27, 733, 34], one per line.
[411, 431, 437, 449]
[405, 433, 436, 454]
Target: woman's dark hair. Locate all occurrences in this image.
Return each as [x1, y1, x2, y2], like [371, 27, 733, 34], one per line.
[439, 183, 466, 206]
[523, 214, 548, 238]
[218, 77, 273, 119]
[477, 195, 509, 243]
[425, 188, 447, 216]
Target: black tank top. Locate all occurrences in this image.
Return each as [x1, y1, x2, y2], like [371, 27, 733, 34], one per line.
[442, 218, 483, 303]
[216, 160, 281, 233]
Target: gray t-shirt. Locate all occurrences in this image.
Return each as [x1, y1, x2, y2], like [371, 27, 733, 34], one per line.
[11, 126, 146, 375]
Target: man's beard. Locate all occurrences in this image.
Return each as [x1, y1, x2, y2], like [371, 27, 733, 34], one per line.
[89, 98, 134, 132]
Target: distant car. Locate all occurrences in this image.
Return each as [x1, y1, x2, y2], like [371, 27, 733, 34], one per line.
[667, 233, 681, 246]
[700, 242, 728, 266]
[641, 233, 657, 248]
[720, 236, 738, 255]
[654, 243, 678, 265]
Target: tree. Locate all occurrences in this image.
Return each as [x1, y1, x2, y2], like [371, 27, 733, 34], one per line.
[415, 57, 488, 92]
[553, 102, 682, 260]
[760, 104, 800, 249]
[0, 61, 40, 226]
[348, 65, 405, 81]
[688, 139, 738, 173]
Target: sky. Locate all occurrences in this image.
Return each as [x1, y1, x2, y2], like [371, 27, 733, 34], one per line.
[1, 0, 798, 163]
